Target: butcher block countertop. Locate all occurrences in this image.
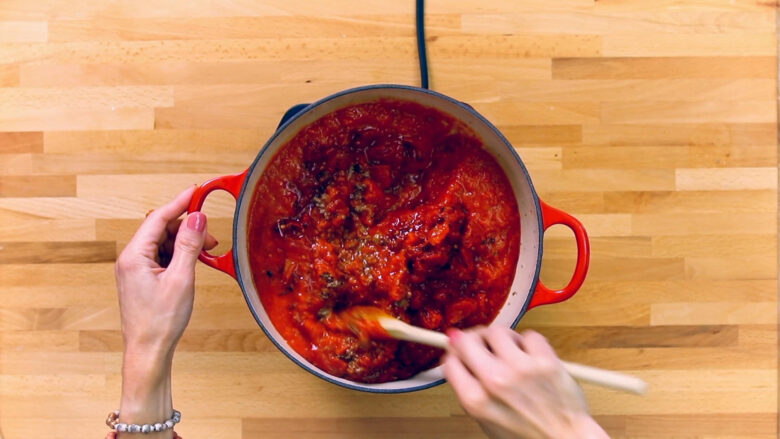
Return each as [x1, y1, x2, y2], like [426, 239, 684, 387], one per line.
[0, 1, 777, 438]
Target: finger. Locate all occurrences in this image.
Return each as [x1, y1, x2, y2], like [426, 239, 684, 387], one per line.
[165, 218, 218, 245]
[161, 231, 217, 266]
[482, 325, 530, 365]
[128, 186, 196, 250]
[163, 220, 217, 255]
[165, 218, 183, 242]
[517, 330, 559, 361]
[155, 186, 197, 223]
[444, 354, 523, 432]
[447, 328, 496, 382]
[204, 233, 219, 251]
[168, 212, 207, 274]
[443, 353, 489, 412]
[147, 218, 179, 254]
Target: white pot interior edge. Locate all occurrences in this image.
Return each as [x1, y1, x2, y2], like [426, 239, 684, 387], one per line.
[233, 86, 543, 391]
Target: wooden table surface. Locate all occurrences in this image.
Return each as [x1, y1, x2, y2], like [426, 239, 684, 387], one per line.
[0, 1, 777, 438]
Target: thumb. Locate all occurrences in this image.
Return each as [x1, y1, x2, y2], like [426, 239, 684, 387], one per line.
[169, 212, 207, 273]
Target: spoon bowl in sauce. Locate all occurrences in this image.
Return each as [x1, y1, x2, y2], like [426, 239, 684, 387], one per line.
[328, 306, 449, 349]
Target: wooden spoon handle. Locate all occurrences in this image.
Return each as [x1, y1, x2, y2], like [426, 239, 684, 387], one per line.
[382, 319, 450, 349]
[379, 317, 647, 395]
[561, 361, 647, 395]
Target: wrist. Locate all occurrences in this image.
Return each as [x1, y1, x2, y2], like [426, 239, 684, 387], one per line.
[122, 342, 172, 382]
[123, 329, 178, 360]
[120, 346, 172, 422]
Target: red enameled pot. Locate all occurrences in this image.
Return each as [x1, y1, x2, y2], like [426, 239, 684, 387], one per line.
[187, 84, 589, 393]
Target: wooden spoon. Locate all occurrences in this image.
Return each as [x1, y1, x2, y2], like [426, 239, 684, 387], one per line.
[337, 306, 648, 395]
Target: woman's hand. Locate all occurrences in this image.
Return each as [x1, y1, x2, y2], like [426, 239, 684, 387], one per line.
[445, 327, 608, 439]
[114, 186, 216, 438]
[116, 186, 216, 358]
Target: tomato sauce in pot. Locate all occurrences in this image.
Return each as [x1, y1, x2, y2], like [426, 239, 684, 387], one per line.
[248, 100, 520, 383]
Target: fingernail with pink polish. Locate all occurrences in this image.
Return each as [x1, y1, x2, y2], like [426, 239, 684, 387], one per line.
[447, 328, 461, 341]
[187, 212, 206, 232]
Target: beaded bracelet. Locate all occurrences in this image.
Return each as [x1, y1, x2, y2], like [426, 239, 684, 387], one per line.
[106, 409, 181, 434]
[105, 431, 181, 439]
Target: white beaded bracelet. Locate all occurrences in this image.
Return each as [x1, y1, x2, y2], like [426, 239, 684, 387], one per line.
[106, 409, 181, 434]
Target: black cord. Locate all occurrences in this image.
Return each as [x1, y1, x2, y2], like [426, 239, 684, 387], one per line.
[415, 0, 429, 89]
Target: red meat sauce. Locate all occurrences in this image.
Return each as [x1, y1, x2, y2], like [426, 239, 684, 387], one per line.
[248, 99, 520, 383]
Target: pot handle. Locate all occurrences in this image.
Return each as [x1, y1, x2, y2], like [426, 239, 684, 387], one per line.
[528, 201, 590, 309]
[187, 169, 248, 279]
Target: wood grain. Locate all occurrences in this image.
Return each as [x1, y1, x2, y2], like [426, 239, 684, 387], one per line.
[0, 132, 42, 153]
[0, 1, 776, 438]
[553, 56, 777, 79]
[0, 241, 115, 264]
[0, 175, 75, 197]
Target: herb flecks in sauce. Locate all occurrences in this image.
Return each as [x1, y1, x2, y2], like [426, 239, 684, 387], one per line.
[248, 100, 520, 383]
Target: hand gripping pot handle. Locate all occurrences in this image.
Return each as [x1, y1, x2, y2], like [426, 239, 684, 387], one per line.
[528, 201, 590, 309]
[187, 170, 248, 279]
